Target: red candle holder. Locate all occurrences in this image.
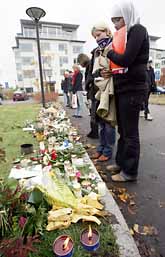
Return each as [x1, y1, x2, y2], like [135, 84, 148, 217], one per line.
[53, 235, 74, 257]
[80, 225, 100, 252]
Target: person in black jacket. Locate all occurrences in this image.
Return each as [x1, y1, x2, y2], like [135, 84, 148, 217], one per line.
[105, 0, 149, 181]
[77, 53, 99, 138]
[72, 64, 83, 118]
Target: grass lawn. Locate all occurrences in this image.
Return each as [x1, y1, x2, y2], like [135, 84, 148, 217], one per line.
[0, 103, 41, 178]
[0, 103, 119, 257]
[149, 94, 165, 105]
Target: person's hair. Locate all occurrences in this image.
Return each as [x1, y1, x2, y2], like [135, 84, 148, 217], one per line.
[91, 22, 112, 38]
[72, 64, 80, 70]
[77, 53, 90, 66]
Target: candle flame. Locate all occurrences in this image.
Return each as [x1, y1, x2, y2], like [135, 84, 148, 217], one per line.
[63, 237, 70, 250]
[88, 225, 92, 239]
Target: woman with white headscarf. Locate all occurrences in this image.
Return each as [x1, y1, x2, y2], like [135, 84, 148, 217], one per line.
[105, 0, 149, 181]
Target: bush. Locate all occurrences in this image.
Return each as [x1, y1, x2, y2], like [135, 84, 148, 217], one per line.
[33, 92, 59, 103]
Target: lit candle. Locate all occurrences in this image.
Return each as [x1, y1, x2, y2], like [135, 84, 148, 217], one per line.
[80, 225, 100, 252]
[97, 181, 106, 196]
[53, 235, 73, 257]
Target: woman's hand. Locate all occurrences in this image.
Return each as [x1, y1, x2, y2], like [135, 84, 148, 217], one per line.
[104, 43, 113, 55]
[100, 69, 112, 79]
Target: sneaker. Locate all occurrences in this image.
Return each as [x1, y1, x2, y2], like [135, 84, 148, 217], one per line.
[146, 113, 153, 121]
[111, 171, 137, 182]
[106, 164, 121, 172]
[139, 111, 145, 117]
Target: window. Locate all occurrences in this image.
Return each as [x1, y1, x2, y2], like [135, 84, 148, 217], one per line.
[156, 53, 162, 59]
[26, 87, 33, 93]
[58, 43, 68, 54]
[22, 57, 34, 65]
[16, 63, 22, 70]
[59, 56, 68, 67]
[24, 28, 36, 37]
[161, 60, 165, 65]
[41, 42, 50, 51]
[17, 74, 23, 81]
[73, 58, 77, 64]
[23, 70, 35, 78]
[42, 55, 51, 65]
[20, 43, 33, 52]
[155, 63, 160, 69]
[72, 45, 83, 54]
[60, 69, 65, 76]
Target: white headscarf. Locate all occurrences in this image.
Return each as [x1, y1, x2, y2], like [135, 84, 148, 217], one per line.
[110, 0, 140, 31]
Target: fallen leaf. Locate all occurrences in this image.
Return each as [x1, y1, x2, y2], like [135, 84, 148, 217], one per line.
[133, 224, 158, 236]
[127, 205, 136, 215]
[118, 192, 130, 203]
[130, 228, 135, 235]
[158, 201, 165, 208]
[129, 200, 136, 206]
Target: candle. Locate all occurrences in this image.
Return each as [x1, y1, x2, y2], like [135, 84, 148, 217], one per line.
[80, 225, 100, 252]
[53, 235, 73, 257]
[97, 181, 106, 196]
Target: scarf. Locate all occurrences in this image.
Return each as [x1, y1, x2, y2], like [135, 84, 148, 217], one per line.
[110, 0, 140, 31]
[97, 37, 112, 49]
[72, 70, 79, 86]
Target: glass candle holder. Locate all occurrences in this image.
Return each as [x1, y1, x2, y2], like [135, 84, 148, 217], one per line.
[80, 226, 100, 252]
[53, 235, 73, 257]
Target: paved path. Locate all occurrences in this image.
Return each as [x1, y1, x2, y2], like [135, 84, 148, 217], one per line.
[65, 102, 165, 257]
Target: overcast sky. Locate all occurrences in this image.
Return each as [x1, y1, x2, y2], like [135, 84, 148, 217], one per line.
[0, 0, 165, 86]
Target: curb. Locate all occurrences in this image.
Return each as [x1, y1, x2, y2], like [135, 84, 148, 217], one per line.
[87, 153, 141, 257]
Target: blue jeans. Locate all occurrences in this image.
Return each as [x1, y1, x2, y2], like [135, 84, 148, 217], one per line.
[97, 119, 116, 157]
[75, 91, 84, 116]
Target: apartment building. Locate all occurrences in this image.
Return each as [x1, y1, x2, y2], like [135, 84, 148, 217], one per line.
[12, 19, 85, 93]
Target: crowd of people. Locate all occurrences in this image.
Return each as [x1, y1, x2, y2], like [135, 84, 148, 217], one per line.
[61, 0, 156, 182]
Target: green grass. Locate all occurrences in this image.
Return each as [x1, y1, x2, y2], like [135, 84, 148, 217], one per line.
[0, 103, 119, 257]
[0, 103, 40, 178]
[30, 217, 119, 257]
[149, 94, 165, 105]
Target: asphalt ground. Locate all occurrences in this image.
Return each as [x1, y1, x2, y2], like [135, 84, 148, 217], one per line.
[66, 102, 165, 257]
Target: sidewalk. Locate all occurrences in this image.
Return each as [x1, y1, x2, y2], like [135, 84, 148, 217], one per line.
[64, 101, 141, 257]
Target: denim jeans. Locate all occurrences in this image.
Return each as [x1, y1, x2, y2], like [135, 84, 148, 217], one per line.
[63, 92, 70, 106]
[75, 91, 84, 116]
[97, 119, 116, 157]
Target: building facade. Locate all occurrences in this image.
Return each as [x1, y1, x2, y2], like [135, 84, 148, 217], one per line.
[12, 19, 85, 93]
[149, 35, 165, 82]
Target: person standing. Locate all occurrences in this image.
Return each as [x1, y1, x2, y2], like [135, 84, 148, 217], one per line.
[77, 53, 99, 138]
[72, 64, 83, 118]
[61, 71, 71, 107]
[105, 0, 149, 181]
[144, 59, 156, 120]
[90, 22, 116, 162]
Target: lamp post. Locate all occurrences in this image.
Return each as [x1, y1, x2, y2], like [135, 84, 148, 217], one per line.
[26, 7, 46, 107]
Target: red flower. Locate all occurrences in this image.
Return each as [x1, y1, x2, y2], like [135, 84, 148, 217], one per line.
[51, 150, 57, 160]
[19, 216, 27, 229]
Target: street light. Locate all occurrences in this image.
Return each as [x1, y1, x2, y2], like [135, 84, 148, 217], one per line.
[26, 7, 46, 107]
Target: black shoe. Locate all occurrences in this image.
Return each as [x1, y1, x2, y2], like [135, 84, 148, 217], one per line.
[76, 115, 82, 118]
[87, 132, 99, 139]
[72, 114, 77, 117]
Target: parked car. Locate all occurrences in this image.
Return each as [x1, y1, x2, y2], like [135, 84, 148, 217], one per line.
[154, 86, 165, 94]
[13, 90, 28, 101]
[0, 93, 3, 105]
